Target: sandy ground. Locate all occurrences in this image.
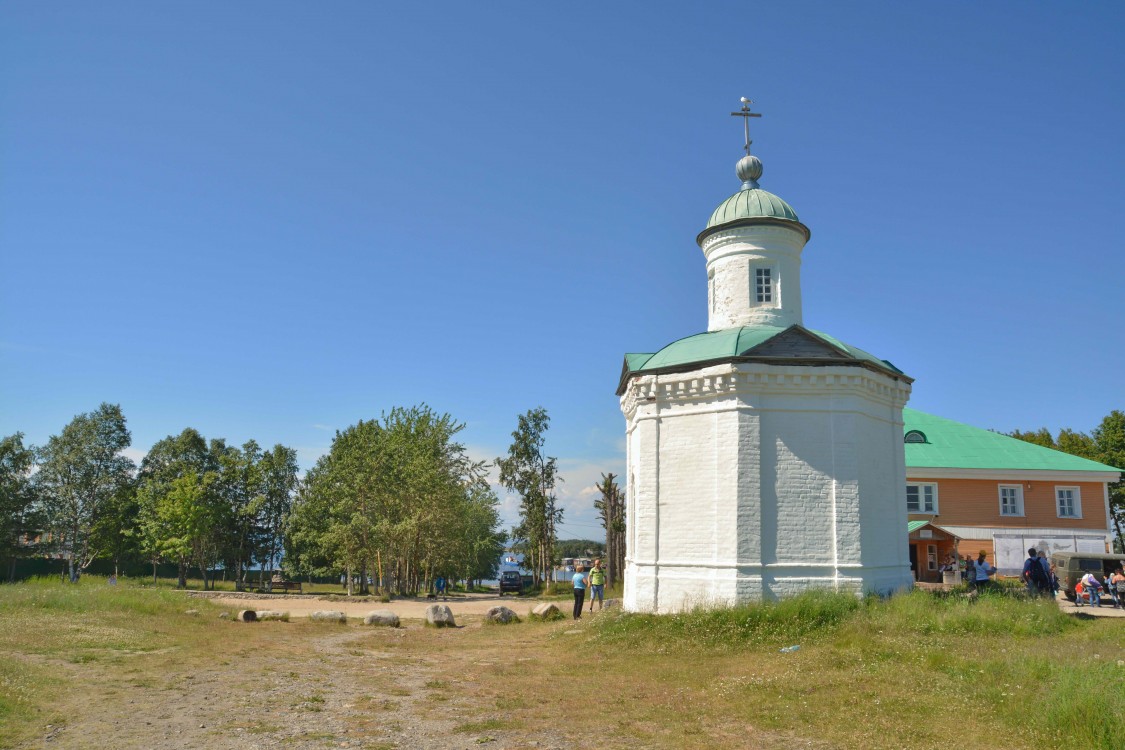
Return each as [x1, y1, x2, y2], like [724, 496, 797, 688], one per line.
[191, 590, 553, 620]
[1052, 590, 1125, 617]
[192, 588, 1125, 620]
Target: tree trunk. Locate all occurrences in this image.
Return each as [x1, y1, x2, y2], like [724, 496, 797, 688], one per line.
[346, 564, 354, 596]
[177, 559, 187, 589]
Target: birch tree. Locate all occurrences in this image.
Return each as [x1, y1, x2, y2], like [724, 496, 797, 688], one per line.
[496, 408, 561, 588]
[34, 404, 135, 582]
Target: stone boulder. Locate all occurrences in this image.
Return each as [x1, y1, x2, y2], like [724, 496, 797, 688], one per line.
[309, 610, 347, 624]
[237, 609, 258, 622]
[529, 602, 563, 621]
[184, 609, 199, 616]
[485, 606, 519, 624]
[424, 604, 456, 628]
[363, 609, 400, 627]
[256, 610, 289, 622]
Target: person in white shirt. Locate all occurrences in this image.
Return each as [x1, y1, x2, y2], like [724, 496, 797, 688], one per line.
[973, 550, 996, 591]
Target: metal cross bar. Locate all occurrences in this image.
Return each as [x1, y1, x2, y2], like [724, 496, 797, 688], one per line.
[731, 98, 762, 155]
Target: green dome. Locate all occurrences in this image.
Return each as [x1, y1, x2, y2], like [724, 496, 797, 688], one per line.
[706, 188, 800, 228]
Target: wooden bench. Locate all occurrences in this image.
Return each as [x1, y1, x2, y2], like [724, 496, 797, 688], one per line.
[267, 580, 302, 594]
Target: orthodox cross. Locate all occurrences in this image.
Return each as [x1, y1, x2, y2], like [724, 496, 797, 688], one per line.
[730, 97, 762, 155]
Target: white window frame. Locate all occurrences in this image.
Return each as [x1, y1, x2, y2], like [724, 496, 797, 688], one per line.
[998, 484, 1024, 517]
[906, 482, 938, 513]
[927, 544, 938, 571]
[752, 266, 775, 306]
[1055, 486, 1082, 519]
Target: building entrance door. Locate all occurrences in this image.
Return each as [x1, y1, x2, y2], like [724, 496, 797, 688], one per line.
[909, 545, 918, 581]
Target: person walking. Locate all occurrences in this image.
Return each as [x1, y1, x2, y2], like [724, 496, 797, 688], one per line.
[572, 564, 589, 620]
[588, 558, 606, 613]
[973, 550, 996, 591]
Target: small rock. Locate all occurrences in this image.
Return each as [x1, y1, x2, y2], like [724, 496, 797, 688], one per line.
[563, 629, 582, 635]
[184, 609, 199, 616]
[530, 602, 562, 621]
[363, 609, 400, 627]
[309, 610, 347, 624]
[603, 598, 621, 610]
[199, 724, 205, 729]
[485, 606, 519, 624]
[237, 610, 258, 623]
[218, 612, 230, 620]
[424, 604, 456, 628]
[256, 610, 289, 622]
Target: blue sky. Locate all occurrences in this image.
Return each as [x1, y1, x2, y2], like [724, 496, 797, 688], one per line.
[3, 3, 1123, 539]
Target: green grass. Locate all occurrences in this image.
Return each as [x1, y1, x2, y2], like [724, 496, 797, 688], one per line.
[585, 589, 1124, 748]
[592, 589, 862, 649]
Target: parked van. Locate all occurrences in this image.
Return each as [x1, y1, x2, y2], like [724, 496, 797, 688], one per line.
[1049, 552, 1125, 600]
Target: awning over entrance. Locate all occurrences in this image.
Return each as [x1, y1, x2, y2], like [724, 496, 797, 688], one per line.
[907, 521, 961, 583]
[907, 520, 959, 542]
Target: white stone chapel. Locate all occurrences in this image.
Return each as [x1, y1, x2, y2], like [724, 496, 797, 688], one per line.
[617, 101, 915, 613]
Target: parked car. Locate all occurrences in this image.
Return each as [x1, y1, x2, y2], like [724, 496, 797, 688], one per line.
[1050, 552, 1125, 600]
[498, 570, 523, 596]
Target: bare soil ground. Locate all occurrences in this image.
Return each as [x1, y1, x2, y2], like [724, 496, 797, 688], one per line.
[192, 590, 534, 619]
[8, 599, 821, 750]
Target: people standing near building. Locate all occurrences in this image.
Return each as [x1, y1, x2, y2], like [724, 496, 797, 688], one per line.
[588, 559, 606, 613]
[1022, 548, 1050, 596]
[973, 550, 996, 591]
[572, 564, 588, 620]
[1111, 567, 1125, 609]
[1080, 571, 1102, 606]
[1038, 551, 1058, 595]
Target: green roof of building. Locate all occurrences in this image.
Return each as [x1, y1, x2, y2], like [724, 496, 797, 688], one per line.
[625, 325, 900, 372]
[903, 408, 1122, 474]
[618, 324, 907, 394]
[707, 188, 800, 228]
[907, 520, 930, 533]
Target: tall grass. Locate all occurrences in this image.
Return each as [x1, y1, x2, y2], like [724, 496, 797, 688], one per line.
[592, 589, 862, 648]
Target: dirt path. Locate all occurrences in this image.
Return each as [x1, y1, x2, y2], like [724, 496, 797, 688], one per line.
[28, 617, 575, 750]
[192, 590, 542, 619]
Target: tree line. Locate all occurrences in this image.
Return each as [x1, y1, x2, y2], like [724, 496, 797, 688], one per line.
[0, 402, 515, 592]
[0, 403, 301, 587]
[0, 402, 630, 592]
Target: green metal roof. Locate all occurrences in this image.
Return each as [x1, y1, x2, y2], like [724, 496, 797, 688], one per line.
[707, 188, 799, 228]
[618, 324, 907, 395]
[907, 520, 930, 533]
[628, 325, 900, 373]
[903, 408, 1122, 474]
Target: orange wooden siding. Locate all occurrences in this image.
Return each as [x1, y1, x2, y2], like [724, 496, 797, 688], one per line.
[905, 478, 1107, 530]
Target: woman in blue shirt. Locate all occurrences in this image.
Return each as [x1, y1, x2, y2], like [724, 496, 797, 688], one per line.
[572, 565, 588, 620]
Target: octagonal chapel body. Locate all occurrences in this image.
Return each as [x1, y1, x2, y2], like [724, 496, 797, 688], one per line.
[617, 150, 914, 613]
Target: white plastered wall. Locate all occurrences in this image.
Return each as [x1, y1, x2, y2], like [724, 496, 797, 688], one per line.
[621, 362, 913, 613]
